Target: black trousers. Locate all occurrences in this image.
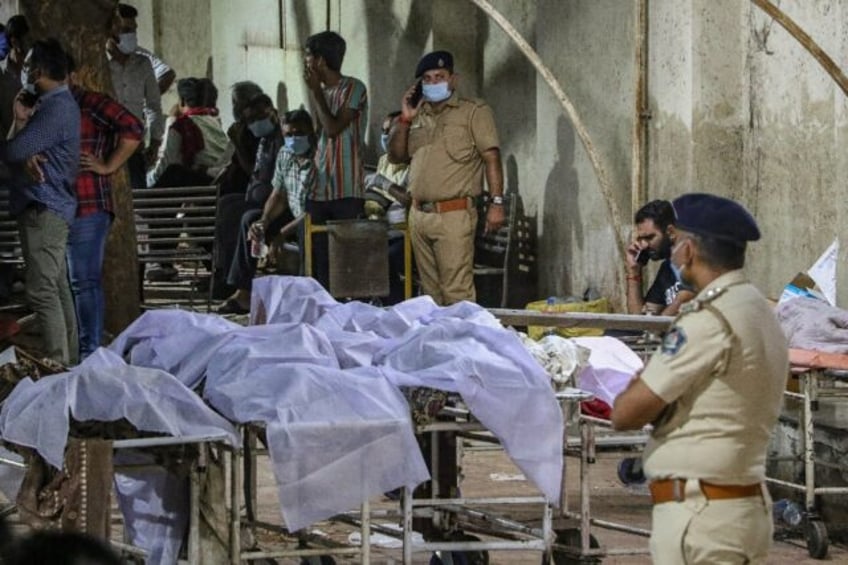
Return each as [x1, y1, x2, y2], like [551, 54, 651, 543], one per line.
[226, 207, 295, 292]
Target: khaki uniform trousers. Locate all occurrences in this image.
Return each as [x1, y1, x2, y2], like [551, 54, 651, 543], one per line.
[650, 479, 772, 564]
[409, 205, 476, 306]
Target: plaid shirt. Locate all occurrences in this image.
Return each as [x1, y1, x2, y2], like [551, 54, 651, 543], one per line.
[72, 86, 144, 217]
[271, 148, 317, 217]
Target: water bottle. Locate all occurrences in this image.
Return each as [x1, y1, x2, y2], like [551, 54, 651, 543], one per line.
[773, 498, 804, 527]
[542, 296, 558, 337]
[250, 222, 268, 259]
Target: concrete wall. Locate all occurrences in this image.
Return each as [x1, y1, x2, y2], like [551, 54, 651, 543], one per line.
[2, 0, 846, 307]
[648, 0, 848, 304]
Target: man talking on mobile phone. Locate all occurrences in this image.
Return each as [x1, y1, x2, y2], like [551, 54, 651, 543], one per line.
[387, 50, 505, 306]
[625, 199, 694, 316]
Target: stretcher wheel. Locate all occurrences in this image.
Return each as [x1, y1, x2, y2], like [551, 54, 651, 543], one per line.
[428, 534, 489, 565]
[805, 519, 829, 559]
[616, 457, 645, 486]
[552, 528, 601, 564]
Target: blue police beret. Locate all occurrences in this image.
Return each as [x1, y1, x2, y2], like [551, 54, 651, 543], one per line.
[415, 50, 454, 78]
[672, 193, 760, 242]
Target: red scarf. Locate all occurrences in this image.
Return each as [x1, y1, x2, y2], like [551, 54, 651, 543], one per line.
[171, 107, 219, 167]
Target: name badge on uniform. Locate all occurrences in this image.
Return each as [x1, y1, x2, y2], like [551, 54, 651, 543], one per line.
[661, 327, 687, 355]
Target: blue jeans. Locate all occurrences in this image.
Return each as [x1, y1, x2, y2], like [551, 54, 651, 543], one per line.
[67, 211, 112, 359]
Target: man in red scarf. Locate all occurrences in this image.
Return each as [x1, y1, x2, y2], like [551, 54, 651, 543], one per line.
[145, 78, 228, 281]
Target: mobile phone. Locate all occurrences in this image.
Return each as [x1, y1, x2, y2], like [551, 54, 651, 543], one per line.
[635, 248, 650, 266]
[408, 80, 423, 107]
[18, 90, 37, 108]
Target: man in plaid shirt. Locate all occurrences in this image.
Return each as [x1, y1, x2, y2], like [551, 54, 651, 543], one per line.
[69, 58, 143, 359]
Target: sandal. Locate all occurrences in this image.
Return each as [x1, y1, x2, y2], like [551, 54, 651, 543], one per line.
[216, 298, 249, 315]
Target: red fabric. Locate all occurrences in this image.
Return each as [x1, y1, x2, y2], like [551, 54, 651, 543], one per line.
[580, 398, 612, 420]
[72, 86, 144, 217]
[170, 107, 218, 168]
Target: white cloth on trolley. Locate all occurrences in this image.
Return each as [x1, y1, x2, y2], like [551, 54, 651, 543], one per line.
[100, 275, 566, 530]
[0, 348, 239, 469]
[0, 348, 240, 565]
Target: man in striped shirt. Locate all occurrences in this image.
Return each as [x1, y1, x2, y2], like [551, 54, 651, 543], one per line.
[303, 31, 367, 290]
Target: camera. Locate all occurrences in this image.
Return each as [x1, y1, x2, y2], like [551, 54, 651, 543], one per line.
[635, 248, 651, 266]
[408, 79, 423, 107]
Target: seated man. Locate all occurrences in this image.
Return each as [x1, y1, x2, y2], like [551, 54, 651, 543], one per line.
[364, 111, 411, 305]
[625, 199, 694, 316]
[145, 77, 228, 281]
[217, 109, 316, 314]
[212, 92, 283, 299]
[146, 77, 228, 188]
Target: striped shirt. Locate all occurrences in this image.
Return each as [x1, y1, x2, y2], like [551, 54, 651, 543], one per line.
[271, 148, 316, 217]
[313, 76, 367, 201]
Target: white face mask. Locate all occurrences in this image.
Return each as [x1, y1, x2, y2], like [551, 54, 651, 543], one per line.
[117, 32, 138, 55]
[20, 64, 36, 95]
[422, 81, 451, 103]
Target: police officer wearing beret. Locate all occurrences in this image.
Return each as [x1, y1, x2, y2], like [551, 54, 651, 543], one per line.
[387, 50, 505, 305]
[611, 193, 788, 564]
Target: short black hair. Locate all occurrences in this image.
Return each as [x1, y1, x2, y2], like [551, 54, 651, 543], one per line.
[198, 78, 218, 108]
[29, 38, 70, 81]
[246, 93, 274, 113]
[177, 77, 202, 107]
[5, 529, 122, 565]
[231, 81, 264, 118]
[304, 31, 346, 72]
[284, 108, 314, 132]
[690, 233, 746, 271]
[6, 15, 29, 42]
[634, 199, 675, 231]
[118, 3, 139, 19]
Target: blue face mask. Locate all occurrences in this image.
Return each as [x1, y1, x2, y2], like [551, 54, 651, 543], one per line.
[422, 81, 451, 103]
[0, 32, 9, 61]
[380, 133, 389, 153]
[284, 135, 310, 155]
[248, 117, 276, 138]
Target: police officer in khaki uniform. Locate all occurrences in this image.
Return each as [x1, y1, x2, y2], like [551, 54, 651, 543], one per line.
[611, 193, 788, 564]
[388, 50, 505, 305]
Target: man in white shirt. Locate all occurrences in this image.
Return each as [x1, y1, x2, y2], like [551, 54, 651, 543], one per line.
[107, 3, 165, 188]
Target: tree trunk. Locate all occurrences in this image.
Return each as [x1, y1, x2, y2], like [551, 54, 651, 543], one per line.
[20, 0, 140, 338]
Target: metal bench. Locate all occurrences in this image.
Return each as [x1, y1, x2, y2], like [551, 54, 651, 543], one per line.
[132, 185, 218, 311]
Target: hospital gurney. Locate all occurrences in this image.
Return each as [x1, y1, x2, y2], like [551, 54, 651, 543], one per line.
[766, 349, 848, 560]
[492, 308, 673, 561]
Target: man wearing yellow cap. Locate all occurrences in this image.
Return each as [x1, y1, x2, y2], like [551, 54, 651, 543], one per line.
[387, 50, 505, 305]
[611, 193, 788, 564]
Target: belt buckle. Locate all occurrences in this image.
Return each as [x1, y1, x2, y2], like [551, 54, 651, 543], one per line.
[419, 202, 435, 213]
[673, 479, 684, 502]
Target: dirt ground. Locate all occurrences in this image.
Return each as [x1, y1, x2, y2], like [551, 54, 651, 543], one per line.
[247, 442, 848, 565]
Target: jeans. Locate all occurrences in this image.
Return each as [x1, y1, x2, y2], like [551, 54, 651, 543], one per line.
[17, 207, 78, 365]
[67, 211, 112, 360]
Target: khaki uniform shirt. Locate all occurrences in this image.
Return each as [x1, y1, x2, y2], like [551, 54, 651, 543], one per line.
[407, 92, 499, 202]
[641, 270, 788, 485]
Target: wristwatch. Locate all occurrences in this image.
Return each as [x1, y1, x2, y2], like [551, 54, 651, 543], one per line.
[490, 195, 504, 206]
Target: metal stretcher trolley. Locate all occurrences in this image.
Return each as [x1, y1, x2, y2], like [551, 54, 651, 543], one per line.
[766, 348, 848, 559]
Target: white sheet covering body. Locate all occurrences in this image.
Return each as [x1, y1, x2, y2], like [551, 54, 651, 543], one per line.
[573, 336, 644, 407]
[0, 349, 239, 565]
[3, 276, 567, 546]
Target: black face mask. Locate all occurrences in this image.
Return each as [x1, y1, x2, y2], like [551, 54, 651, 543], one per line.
[651, 232, 672, 261]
